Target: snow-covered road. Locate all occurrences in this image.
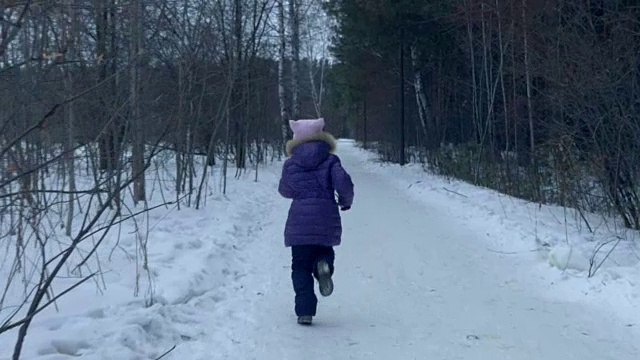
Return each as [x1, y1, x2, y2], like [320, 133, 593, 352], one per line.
[174, 141, 639, 360]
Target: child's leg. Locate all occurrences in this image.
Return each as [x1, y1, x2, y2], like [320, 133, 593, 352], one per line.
[314, 246, 335, 277]
[314, 246, 335, 297]
[291, 245, 317, 316]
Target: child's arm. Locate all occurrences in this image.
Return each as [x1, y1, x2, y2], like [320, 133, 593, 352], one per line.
[330, 158, 354, 209]
[278, 162, 295, 199]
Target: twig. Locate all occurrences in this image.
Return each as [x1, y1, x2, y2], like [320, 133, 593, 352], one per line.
[0, 188, 107, 199]
[154, 345, 177, 360]
[589, 236, 622, 278]
[443, 187, 468, 198]
[73, 197, 183, 270]
[577, 207, 593, 233]
[1, 272, 98, 334]
[8, 169, 137, 358]
[487, 248, 542, 255]
[0, 1, 32, 57]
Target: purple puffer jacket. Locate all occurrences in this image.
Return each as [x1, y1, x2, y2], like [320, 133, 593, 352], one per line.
[278, 134, 354, 247]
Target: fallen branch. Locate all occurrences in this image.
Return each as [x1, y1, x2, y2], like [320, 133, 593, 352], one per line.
[154, 345, 177, 360]
[443, 187, 468, 198]
[487, 248, 543, 255]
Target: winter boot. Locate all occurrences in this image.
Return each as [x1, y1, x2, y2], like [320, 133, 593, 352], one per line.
[316, 260, 333, 297]
[297, 316, 313, 325]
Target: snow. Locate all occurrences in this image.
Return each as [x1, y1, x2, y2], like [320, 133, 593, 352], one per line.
[1, 140, 639, 359]
[352, 144, 640, 331]
[0, 151, 280, 359]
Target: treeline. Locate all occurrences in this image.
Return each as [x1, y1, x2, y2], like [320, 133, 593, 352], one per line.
[1, 55, 328, 156]
[325, 0, 640, 229]
[0, 0, 339, 200]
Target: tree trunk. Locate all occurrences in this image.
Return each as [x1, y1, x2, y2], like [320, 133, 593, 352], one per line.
[522, 0, 535, 158]
[278, 0, 291, 143]
[496, 0, 509, 153]
[64, 70, 76, 236]
[309, 59, 324, 117]
[176, 61, 185, 195]
[64, 0, 79, 236]
[466, 0, 479, 143]
[410, 45, 429, 143]
[234, 0, 246, 169]
[481, 1, 494, 149]
[130, 0, 145, 203]
[289, 0, 300, 120]
[510, 2, 518, 157]
[97, 0, 119, 172]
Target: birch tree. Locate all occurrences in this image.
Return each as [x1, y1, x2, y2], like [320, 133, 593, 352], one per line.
[289, 0, 301, 119]
[278, 0, 291, 141]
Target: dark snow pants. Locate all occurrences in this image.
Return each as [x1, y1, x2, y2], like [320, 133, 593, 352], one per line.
[291, 245, 335, 316]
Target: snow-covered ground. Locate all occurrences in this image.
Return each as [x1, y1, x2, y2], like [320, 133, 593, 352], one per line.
[0, 152, 282, 359]
[1, 140, 638, 359]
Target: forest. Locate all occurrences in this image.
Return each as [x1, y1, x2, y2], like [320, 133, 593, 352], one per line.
[327, 0, 640, 231]
[1, 0, 639, 358]
[1, 0, 331, 357]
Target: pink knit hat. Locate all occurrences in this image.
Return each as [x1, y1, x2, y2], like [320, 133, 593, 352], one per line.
[289, 118, 325, 140]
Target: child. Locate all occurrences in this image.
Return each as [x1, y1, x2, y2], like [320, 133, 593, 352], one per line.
[278, 118, 354, 326]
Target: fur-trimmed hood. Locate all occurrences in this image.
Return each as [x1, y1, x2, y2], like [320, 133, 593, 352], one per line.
[286, 131, 337, 157]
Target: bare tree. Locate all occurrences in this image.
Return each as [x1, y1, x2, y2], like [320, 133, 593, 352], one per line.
[521, 0, 535, 160]
[278, 0, 291, 142]
[0, 1, 321, 354]
[289, 0, 300, 119]
[130, 0, 146, 203]
[302, 0, 329, 118]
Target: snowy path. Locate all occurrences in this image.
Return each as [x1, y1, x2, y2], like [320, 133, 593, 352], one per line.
[178, 142, 639, 360]
[2, 142, 637, 360]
